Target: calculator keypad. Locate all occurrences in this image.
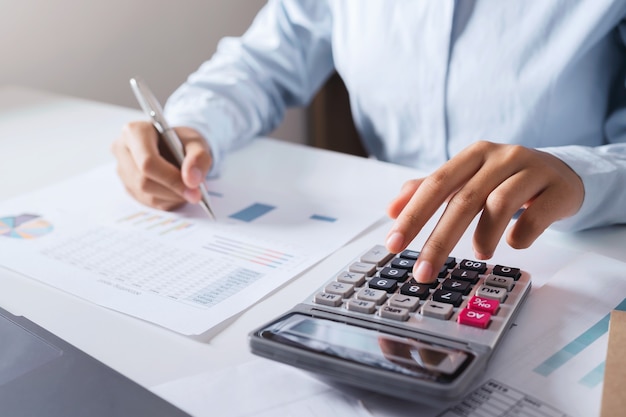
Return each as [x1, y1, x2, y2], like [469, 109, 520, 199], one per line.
[312, 245, 527, 331]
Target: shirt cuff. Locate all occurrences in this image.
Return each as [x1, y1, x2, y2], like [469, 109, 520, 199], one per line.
[538, 145, 619, 232]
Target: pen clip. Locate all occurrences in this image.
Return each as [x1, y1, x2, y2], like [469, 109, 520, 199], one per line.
[129, 77, 168, 134]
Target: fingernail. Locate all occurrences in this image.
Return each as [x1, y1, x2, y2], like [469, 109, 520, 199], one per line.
[413, 260, 433, 283]
[183, 189, 199, 203]
[385, 232, 404, 253]
[474, 250, 491, 260]
[189, 167, 203, 187]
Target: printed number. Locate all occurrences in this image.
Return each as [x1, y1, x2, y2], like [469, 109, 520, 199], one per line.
[464, 261, 483, 268]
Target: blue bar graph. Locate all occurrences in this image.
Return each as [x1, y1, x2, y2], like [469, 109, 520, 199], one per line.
[533, 298, 626, 377]
[310, 214, 337, 222]
[229, 203, 275, 222]
[579, 361, 605, 388]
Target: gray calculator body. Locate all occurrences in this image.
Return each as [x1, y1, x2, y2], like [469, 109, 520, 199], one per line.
[249, 245, 531, 403]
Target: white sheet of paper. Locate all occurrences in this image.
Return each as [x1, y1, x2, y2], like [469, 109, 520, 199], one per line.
[322, 250, 626, 417]
[478, 251, 626, 417]
[0, 161, 387, 335]
[362, 252, 625, 417]
[151, 359, 373, 417]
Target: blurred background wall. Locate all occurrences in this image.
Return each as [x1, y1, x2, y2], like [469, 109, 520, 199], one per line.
[0, 0, 306, 142]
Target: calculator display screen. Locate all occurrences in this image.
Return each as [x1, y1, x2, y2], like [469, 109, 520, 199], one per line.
[259, 314, 472, 383]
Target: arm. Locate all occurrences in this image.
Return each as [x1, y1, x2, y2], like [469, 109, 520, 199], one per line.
[164, 0, 335, 175]
[113, 0, 334, 210]
[550, 21, 626, 230]
[386, 20, 626, 284]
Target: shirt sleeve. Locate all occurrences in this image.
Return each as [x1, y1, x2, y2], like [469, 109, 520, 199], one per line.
[538, 142, 626, 231]
[163, 0, 334, 175]
[538, 22, 626, 232]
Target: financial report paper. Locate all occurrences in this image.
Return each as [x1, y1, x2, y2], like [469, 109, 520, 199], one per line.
[0, 156, 394, 335]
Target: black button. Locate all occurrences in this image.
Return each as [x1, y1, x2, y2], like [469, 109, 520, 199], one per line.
[451, 268, 480, 284]
[391, 258, 415, 270]
[369, 277, 398, 293]
[437, 264, 449, 278]
[459, 259, 487, 274]
[441, 279, 471, 295]
[493, 265, 521, 280]
[399, 279, 430, 299]
[380, 267, 409, 282]
[432, 289, 463, 307]
[399, 250, 420, 260]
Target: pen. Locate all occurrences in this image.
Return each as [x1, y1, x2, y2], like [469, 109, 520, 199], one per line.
[129, 77, 216, 220]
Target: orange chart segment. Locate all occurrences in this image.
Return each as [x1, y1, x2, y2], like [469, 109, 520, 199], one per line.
[0, 215, 53, 239]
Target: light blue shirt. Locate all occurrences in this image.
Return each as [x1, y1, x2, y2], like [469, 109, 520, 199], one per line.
[164, 0, 626, 232]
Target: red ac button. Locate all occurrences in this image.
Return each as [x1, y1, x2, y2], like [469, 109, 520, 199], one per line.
[458, 308, 491, 329]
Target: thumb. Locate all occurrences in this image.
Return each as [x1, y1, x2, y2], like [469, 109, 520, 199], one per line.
[180, 138, 213, 189]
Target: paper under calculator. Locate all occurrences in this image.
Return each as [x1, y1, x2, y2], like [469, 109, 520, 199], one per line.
[249, 244, 531, 402]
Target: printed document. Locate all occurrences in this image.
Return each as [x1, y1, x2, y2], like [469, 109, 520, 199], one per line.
[0, 160, 388, 335]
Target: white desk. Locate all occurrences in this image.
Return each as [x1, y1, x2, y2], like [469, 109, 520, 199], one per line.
[0, 86, 419, 389]
[1, 86, 625, 416]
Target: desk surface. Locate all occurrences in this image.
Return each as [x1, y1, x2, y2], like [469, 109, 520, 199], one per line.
[0, 85, 419, 387]
[1, 86, 625, 416]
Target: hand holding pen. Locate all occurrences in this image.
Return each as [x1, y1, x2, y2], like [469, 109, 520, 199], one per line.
[110, 78, 215, 218]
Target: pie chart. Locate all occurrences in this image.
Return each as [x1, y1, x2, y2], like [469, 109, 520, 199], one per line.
[0, 214, 53, 239]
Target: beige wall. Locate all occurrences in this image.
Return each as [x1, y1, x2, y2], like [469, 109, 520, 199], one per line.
[0, 0, 306, 142]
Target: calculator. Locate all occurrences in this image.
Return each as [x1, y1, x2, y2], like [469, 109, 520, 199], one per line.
[248, 245, 531, 403]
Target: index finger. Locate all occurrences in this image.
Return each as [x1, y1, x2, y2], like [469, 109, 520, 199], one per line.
[125, 123, 188, 197]
[385, 145, 488, 255]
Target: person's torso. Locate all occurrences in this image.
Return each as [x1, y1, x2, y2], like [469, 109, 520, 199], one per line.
[330, 0, 626, 171]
